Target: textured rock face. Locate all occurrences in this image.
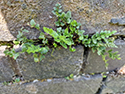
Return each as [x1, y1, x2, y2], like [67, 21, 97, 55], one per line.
[0, 46, 14, 81]
[101, 75, 125, 94]
[84, 40, 125, 74]
[0, 0, 125, 93]
[0, 0, 125, 40]
[0, 74, 102, 94]
[0, 56, 14, 82]
[0, 10, 15, 41]
[16, 45, 83, 80]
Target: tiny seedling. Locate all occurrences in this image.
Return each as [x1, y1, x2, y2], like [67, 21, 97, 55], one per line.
[65, 74, 74, 80]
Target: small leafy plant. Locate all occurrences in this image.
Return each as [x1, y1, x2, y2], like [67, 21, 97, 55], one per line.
[4, 26, 49, 63]
[2, 78, 21, 86]
[4, 3, 120, 66]
[65, 74, 74, 80]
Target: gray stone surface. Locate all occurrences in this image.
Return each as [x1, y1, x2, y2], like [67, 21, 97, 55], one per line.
[101, 75, 125, 94]
[0, 46, 14, 82]
[0, 56, 15, 82]
[110, 17, 125, 26]
[84, 40, 125, 74]
[0, 10, 15, 41]
[0, 0, 125, 40]
[0, 74, 102, 94]
[16, 45, 83, 80]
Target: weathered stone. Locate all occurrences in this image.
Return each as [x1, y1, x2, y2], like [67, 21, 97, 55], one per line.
[109, 18, 120, 24]
[0, 10, 15, 41]
[110, 17, 125, 26]
[0, 56, 15, 82]
[16, 45, 83, 80]
[84, 40, 125, 74]
[0, 74, 102, 94]
[0, 0, 125, 40]
[0, 46, 14, 82]
[113, 28, 125, 37]
[101, 75, 125, 94]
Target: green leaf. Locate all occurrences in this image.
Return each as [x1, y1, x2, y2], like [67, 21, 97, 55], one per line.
[102, 55, 106, 61]
[70, 26, 76, 32]
[65, 77, 69, 80]
[39, 54, 45, 61]
[55, 21, 60, 26]
[17, 31, 23, 39]
[60, 22, 65, 26]
[27, 45, 42, 53]
[53, 7, 57, 11]
[69, 74, 74, 78]
[13, 41, 20, 45]
[30, 19, 36, 27]
[79, 36, 83, 40]
[22, 44, 27, 52]
[33, 54, 39, 62]
[39, 32, 45, 39]
[34, 57, 39, 62]
[35, 24, 40, 30]
[69, 47, 76, 52]
[64, 28, 69, 35]
[22, 29, 29, 33]
[103, 75, 107, 78]
[15, 78, 20, 83]
[59, 36, 72, 45]
[53, 43, 57, 47]
[61, 12, 65, 18]
[58, 9, 62, 13]
[92, 47, 96, 53]
[101, 35, 105, 39]
[54, 38, 61, 42]
[40, 47, 49, 54]
[43, 27, 59, 38]
[13, 53, 19, 60]
[108, 49, 113, 53]
[71, 20, 77, 26]
[66, 11, 71, 18]
[92, 39, 97, 44]
[57, 27, 62, 33]
[55, 3, 61, 7]
[67, 18, 71, 24]
[60, 42, 67, 49]
[105, 62, 109, 68]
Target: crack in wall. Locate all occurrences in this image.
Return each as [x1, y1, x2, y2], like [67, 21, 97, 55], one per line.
[80, 46, 90, 74]
[96, 76, 107, 94]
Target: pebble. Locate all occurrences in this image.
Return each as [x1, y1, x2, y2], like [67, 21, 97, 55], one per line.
[33, 79, 39, 83]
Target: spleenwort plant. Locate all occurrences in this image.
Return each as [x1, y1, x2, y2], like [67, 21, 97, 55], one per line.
[4, 26, 49, 63]
[4, 3, 121, 67]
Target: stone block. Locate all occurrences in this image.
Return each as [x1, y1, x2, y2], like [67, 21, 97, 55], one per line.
[0, 46, 14, 82]
[0, 74, 102, 94]
[84, 40, 125, 74]
[101, 75, 125, 94]
[16, 45, 83, 80]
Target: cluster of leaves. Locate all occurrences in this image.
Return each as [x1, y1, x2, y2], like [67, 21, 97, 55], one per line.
[4, 24, 49, 63]
[82, 30, 121, 67]
[49, 3, 84, 51]
[47, 3, 121, 66]
[65, 74, 74, 80]
[3, 78, 20, 85]
[4, 3, 120, 65]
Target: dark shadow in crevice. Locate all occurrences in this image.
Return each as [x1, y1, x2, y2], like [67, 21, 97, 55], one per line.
[79, 46, 90, 74]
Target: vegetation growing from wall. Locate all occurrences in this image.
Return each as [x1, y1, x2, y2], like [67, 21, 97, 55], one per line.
[4, 3, 120, 66]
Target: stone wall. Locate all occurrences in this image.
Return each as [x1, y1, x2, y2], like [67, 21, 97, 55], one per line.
[0, 0, 125, 94]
